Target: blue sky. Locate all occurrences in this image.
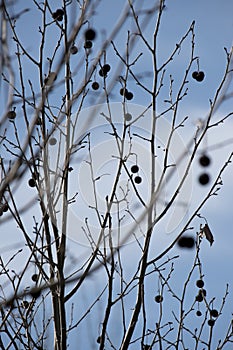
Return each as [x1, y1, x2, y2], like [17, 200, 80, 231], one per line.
[1, 1, 233, 348]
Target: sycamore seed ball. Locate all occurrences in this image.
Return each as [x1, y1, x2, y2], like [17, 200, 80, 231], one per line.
[131, 165, 139, 173]
[196, 279, 204, 288]
[85, 28, 96, 41]
[134, 176, 142, 184]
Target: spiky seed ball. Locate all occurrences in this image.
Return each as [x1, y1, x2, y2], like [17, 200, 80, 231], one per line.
[192, 71, 205, 82]
[134, 176, 142, 184]
[195, 71, 205, 82]
[208, 319, 215, 327]
[92, 82, 99, 90]
[84, 41, 92, 49]
[196, 279, 204, 288]
[85, 28, 96, 41]
[52, 8, 64, 21]
[120, 87, 128, 96]
[198, 173, 210, 185]
[28, 178, 36, 188]
[154, 295, 163, 303]
[49, 137, 57, 146]
[31, 274, 39, 282]
[192, 71, 199, 79]
[199, 154, 211, 167]
[131, 165, 139, 173]
[7, 110, 16, 119]
[70, 46, 78, 54]
[99, 64, 111, 77]
[210, 309, 218, 318]
[195, 294, 203, 302]
[125, 91, 134, 100]
[102, 64, 111, 72]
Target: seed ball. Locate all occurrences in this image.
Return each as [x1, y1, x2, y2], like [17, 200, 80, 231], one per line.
[120, 88, 128, 96]
[192, 71, 199, 79]
[196, 279, 204, 288]
[84, 40, 92, 49]
[55, 8, 64, 16]
[99, 69, 104, 77]
[70, 45, 78, 55]
[49, 137, 57, 146]
[199, 154, 211, 167]
[196, 310, 202, 317]
[85, 28, 96, 41]
[210, 309, 218, 318]
[99, 68, 109, 77]
[124, 113, 132, 121]
[125, 91, 134, 100]
[196, 289, 206, 302]
[92, 81, 99, 90]
[177, 235, 195, 249]
[154, 295, 163, 303]
[195, 294, 203, 302]
[28, 178, 36, 188]
[208, 319, 215, 327]
[7, 110, 16, 119]
[102, 64, 111, 72]
[195, 71, 205, 82]
[131, 165, 139, 173]
[31, 274, 39, 282]
[134, 176, 142, 184]
[52, 8, 64, 21]
[198, 173, 210, 185]
[99, 64, 111, 77]
[192, 71, 205, 82]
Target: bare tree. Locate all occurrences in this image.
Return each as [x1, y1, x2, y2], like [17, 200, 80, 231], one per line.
[1, 1, 233, 349]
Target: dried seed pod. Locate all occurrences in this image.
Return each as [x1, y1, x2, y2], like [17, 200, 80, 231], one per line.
[202, 224, 214, 246]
